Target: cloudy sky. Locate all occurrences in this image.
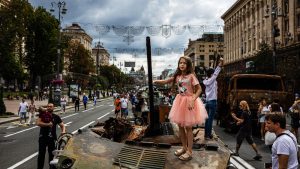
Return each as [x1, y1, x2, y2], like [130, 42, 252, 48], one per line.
[28, 0, 236, 76]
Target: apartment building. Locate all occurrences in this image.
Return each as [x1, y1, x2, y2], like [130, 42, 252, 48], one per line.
[222, 0, 300, 92]
[184, 33, 224, 80]
[92, 42, 110, 75]
[63, 23, 93, 53]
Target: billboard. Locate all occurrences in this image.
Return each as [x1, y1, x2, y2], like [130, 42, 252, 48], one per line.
[124, 61, 135, 67]
[69, 84, 79, 98]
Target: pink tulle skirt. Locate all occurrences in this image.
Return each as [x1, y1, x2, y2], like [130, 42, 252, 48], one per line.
[168, 94, 208, 127]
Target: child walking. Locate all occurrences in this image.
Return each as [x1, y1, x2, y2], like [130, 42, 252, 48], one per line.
[154, 56, 207, 161]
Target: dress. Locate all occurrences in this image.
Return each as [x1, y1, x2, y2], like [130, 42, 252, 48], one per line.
[168, 74, 208, 127]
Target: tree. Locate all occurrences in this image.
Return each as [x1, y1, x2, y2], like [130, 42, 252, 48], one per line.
[24, 7, 59, 89]
[0, 0, 33, 89]
[65, 41, 95, 75]
[252, 42, 273, 74]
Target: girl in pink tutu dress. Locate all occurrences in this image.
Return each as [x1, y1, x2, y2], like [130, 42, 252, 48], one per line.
[154, 56, 207, 161]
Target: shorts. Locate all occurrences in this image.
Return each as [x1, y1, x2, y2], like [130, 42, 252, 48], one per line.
[115, 109, 120, 114]
[121, 108, 128, 116]
[20, 112, 26, 118]
[236, 130, 254, 145]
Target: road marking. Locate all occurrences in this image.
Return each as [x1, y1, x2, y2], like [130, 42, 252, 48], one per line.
[7, 152, 38, 169]
[4, 126, 38, 138]
[71, 121, 95, 135]
[82, 108, 94, 112]
[228, 150, 255, 169]
[61, 113, 78, 119]
[97, 112, 111, 120]
[4, 113, 78, 137]
[6, 125, 18, 129]
[64, 121, 72, 127]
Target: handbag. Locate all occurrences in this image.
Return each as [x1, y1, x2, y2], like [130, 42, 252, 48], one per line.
[264, 131, 276, 145]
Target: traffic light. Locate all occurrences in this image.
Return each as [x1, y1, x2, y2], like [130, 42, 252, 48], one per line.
[273, 25, 280, 37]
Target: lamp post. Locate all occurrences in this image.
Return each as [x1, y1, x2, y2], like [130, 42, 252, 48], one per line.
[50, 1, 67, 106]
[265, 0, 279, 74]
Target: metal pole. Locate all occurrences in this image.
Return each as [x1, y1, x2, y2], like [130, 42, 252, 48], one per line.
[57, 3, 61, 80]
[271, 2, 276, 74]
[146, 36, 160, 135]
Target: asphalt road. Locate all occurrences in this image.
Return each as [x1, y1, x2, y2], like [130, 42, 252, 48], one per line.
[0, 98, 115, 169]
[0, 98, 296, 169]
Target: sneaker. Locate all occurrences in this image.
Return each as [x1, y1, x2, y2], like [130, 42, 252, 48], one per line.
[253, 154, 262, 160]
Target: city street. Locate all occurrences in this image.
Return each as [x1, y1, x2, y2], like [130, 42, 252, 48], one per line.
[1, 97, 294, 169]
[0, 98, 114, 169]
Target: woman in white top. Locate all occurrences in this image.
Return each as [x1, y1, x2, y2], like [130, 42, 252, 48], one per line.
[257, 98, 269, 141]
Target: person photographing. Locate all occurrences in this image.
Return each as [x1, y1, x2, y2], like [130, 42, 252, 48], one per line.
[36, 103, 66, 169]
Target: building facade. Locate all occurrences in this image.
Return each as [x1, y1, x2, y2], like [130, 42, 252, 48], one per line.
[92, 42, 110, 75]
[184, 33, 224, 80]
[222, 0, 300, 93]
[62, 23, 93, 52]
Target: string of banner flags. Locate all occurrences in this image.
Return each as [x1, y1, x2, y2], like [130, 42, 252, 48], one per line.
[79, 23, 224, 45]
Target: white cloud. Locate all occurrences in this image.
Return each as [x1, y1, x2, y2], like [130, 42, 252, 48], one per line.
[29, 0, 236, 76]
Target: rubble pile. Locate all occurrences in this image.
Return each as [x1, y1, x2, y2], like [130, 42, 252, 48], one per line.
[91, 117, 133, 142]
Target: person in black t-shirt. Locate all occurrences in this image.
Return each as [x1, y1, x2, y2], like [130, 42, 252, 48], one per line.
[231, 100, 262, 160]
[36, 103, 66, 169]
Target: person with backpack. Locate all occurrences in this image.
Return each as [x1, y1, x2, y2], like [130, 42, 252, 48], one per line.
[265, 113, 298, 169]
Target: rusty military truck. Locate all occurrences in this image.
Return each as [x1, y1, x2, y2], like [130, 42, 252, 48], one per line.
[218, 74, 288, 135]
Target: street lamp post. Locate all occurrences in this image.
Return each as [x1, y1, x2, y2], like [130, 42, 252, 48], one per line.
[50, 1, 67, 106]
[50, 1, 67, 79]
[265, 0, 280, 74]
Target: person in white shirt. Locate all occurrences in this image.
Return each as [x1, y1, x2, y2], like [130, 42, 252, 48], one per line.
[120, 94, 129, 119]
[265, 113, 298, 169]
[203, 58, 223, 139]
[60, 96, 67, 113]
[18, 98, 28, 124]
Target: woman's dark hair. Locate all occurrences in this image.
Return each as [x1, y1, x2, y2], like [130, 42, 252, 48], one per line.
[270, 103, 281, 112]
[171, 56, 194, 90]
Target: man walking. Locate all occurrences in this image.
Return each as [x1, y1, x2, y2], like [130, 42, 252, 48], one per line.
[82, 93, 88, 110]
[203, 58, 223, 139]
[36, 103, 66, 169]
[18, 98, 28, 124]
[265, 113, 298, 169]
[120, 94, 129, 119]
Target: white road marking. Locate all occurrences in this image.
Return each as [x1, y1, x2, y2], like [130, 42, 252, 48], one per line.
[97, 112, 111, 120]
[4, 113, 78, 138]
[228, 150, 255, 169]
[61, 113, 78, 119]
[64, 121, 72, 127]
[4, 126, 38, 138]
[71, 121, 95, 135]
[82, 108, 94, 112]
[6, 125, 18, 129]
[7, 152, 38, 169]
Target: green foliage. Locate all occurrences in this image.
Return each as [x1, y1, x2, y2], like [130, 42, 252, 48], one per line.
[0, 0, 32, 83]
[252, 43, 273, 74]
[25, 7, 59, 89]
[65, 41, 95, 75]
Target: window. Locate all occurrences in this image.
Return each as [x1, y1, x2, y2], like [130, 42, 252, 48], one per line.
[236, 78, 283, 91]
[199, 55, 204, 61]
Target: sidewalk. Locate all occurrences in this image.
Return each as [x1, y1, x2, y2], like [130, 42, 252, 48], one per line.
[0, 98, 74, 125]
